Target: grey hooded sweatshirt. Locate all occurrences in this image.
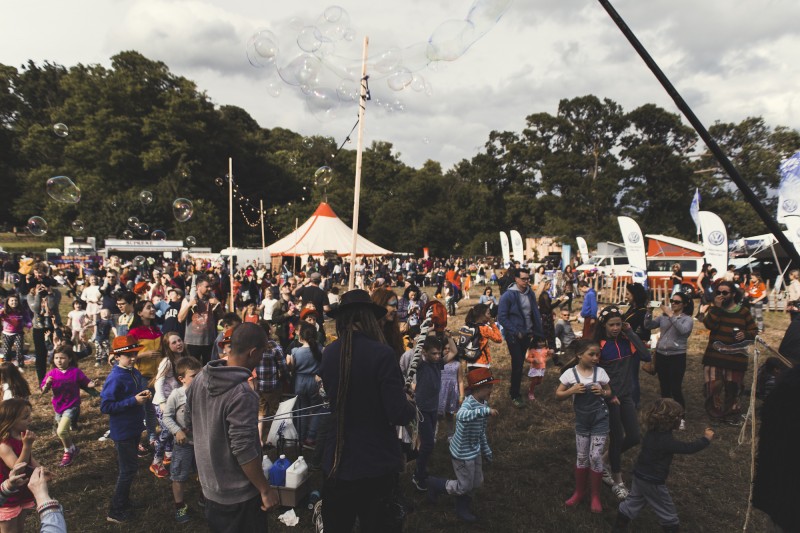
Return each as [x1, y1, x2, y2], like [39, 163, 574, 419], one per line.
[186, 359, 261, 505]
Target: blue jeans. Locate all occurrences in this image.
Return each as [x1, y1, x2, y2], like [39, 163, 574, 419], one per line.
[110, 437, 139, 514]
[414, 410, 437, 482]
[153, 405, 174, 462]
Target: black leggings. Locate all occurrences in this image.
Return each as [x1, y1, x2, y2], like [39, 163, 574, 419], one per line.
[655, 353, 686, 409]
[608, 395, 640, 474]
[33, 328, 48, 383]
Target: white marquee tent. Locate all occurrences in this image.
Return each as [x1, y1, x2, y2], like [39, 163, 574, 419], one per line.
[266, 202, 392, 258]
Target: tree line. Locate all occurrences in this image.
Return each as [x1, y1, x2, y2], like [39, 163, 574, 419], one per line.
[1, 51, 798, 256]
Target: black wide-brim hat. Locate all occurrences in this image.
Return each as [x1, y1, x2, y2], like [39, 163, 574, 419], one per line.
[327, 289, 387, 319]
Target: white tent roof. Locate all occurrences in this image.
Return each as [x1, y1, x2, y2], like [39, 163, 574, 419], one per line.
[266, 202, 392, 257]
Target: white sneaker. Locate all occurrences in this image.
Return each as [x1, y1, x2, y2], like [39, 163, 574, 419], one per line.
[612, 482, 629, 501]
[679, 419, 686, 431]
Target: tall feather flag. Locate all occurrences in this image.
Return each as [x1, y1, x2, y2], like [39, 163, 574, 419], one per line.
[690, 188, 701, 237]
[777, 151, 800, 223]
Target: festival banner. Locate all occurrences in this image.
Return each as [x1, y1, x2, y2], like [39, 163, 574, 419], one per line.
[698, 210, 728, 275]
[777, 150, 800, 222]
[561, 244, 571, 271]
[576, 237, 590, 262]
[617, 216, 646, 270]
[690, 188, 701, 237]
[499, 232, 511, 267]
[510, 230, 524, 264]
[783, 215, 800, 255]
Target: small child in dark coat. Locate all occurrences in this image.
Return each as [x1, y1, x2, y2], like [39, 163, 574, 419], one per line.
[612, 398, 714, 533]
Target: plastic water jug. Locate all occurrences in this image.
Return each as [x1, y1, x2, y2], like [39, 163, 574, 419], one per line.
[262, 455, 273, 479]
[285, 456, 309, 488]
[268, 455, 291, 487]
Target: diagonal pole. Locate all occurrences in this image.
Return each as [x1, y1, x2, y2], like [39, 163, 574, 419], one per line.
[598, 0, 800, 269]
[348, 36, 370, 291]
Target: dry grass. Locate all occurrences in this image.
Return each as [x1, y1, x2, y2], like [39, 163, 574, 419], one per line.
[11, 285, 779, 532]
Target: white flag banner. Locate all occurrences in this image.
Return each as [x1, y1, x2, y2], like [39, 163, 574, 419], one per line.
[777, 151, 800, 222]
[617, 216, 646, 270]
[783, 215, 800, 255]
[576, 237, 590, 262]
[499, 231, 511, 268]
[698, 211, 728, 275]
[690, 188, 701, 235]
[510, 230, 524, 264]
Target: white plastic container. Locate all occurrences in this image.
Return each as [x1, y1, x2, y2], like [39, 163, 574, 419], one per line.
[285, 456, 309, 489]
[262, 455, 273, 479]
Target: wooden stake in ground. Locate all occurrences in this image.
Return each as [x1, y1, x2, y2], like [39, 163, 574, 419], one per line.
[260, 199, 266, 266]
[347, 36, 369, 291]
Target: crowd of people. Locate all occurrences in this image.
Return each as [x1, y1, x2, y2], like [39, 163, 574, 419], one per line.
[0, 251, 796, 532]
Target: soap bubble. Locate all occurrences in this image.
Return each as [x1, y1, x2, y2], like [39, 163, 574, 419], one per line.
[215, 177, 225, 187]
[137, 223, 150, 236]
[246, 29, 279, 68]
[267, 81, 282, 97]
[316, 6, 351, 41]
[387, 67, 413, 91]
[46, 176, 81, 203]
[53, 123, 69, 138]
[122, 230, 134, 239]
[127, 216, 139, 227]
[467, 0, 514, 40]
[423, 137, 431, 144]
[302, 137, 314, 149]
[110, 200, 119, 208]
[314, 166, 333, 185]
[133, 255, 146, 267]
[71, 220, 84, 233]
[172, 198, 193, 223]
[27, 216, 48, 236]
[139, 190, 153, 205]
[278, 54, 323, 87]
[297, 26, 323, 53]
[186, 236, 197, 247]
[428, 20, 475, 62]
[9, 273, 20, 284]
[306, 87, 340, 122]
[151, 229, 166, 241]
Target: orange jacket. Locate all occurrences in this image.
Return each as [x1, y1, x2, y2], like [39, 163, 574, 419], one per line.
[473, 322, 502, 366]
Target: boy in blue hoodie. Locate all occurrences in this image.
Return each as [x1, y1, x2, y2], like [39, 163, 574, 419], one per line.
[100, 334, 150, 524]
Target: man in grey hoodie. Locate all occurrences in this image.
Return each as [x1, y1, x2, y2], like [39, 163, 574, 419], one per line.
[186, 322, 279, 532]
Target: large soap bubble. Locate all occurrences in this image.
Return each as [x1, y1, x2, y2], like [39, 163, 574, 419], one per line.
[46, 176, 81, 204]
[27, 216, 48, 236]
[53, 123, 69, 138]
[172, 198, 194, 223]
[314, 166, 334, 185]
[151, 229, 166, 241]
[245, 2, 512, 122]
[186, 236, 197, 247]
[139, 190, 153, 205]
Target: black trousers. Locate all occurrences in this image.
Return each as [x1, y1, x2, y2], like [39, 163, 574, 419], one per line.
[608, 395, 641, 473]
[655, 353, 687, 409]
[322, 472, 401, 533]
[33, 327, 48, 383]
[205, 494, 267, 533]
[187, 344, 213, 365]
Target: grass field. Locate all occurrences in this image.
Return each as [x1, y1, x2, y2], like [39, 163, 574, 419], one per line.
[7, 284, 779, 532]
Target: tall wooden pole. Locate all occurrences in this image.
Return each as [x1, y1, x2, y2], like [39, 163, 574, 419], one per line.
[348, 36, 369, 291]
[260, 199, 266, 266]
[228, 158, 234, 311]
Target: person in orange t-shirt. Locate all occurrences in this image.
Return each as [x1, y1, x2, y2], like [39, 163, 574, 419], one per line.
[745, 271, 767, 333]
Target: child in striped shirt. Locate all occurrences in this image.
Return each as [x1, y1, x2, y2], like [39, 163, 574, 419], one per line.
[425, 367, 499, 523]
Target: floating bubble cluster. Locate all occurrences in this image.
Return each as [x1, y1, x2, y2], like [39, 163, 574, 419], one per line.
[53, 123, 69, 138]
[186, 236, 197, 247]
[139, 190, 153, 205]
[46, 176, 81, 203]
[172, 198, 194, 223]
[246, 1, 512, 122]
[27, 216, 48, 236]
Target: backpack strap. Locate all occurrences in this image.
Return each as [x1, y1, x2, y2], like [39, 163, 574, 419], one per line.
[593, 366, 598, 382]
[572, 367, 580, 384]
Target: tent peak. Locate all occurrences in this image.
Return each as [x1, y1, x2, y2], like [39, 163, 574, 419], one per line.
[313, 202, 337, 218]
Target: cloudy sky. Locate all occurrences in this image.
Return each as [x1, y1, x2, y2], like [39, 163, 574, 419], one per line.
[2, 0, 798, 169]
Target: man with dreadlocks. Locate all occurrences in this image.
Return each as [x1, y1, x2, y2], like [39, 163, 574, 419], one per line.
[320, 289, 417, 532]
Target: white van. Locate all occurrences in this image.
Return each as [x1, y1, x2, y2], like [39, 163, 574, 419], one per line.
[575, 255, 630, 277]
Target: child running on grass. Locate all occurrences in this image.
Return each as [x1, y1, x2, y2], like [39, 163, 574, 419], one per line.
[41, 345, 96, 466]
[426, 367, 500, 523]
[0, 364, 30, 401]
[612, 398, 715, 533]
[555, 338, 612, 513]
[162, 356, 202, 523]
[100, 334, 151, 524]
[0, 296, 30, 369]
[0, 398, 39, 533]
